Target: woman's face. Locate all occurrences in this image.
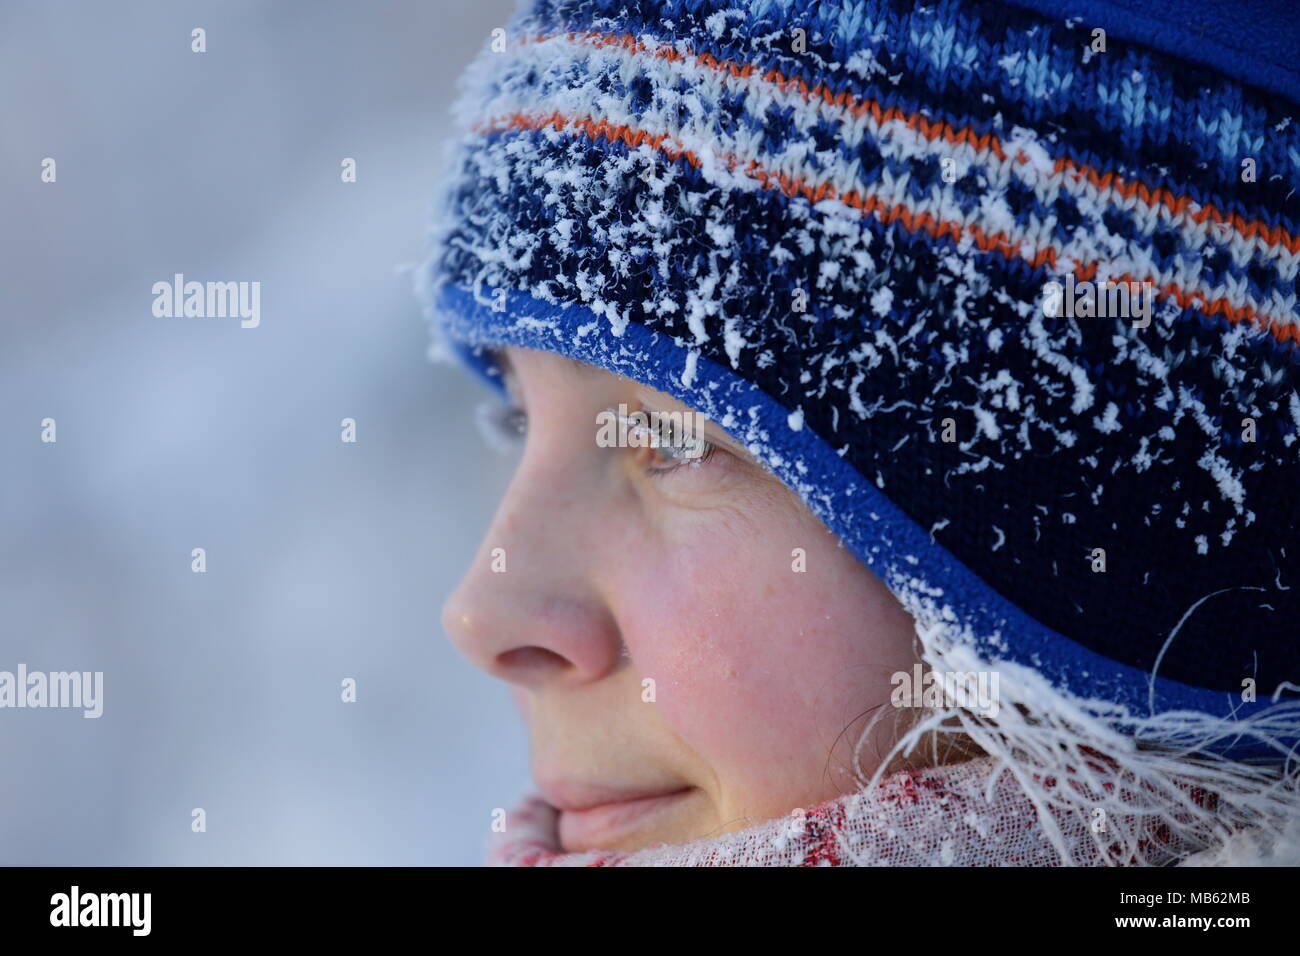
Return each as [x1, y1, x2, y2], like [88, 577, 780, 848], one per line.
[442, 345, 924, 853]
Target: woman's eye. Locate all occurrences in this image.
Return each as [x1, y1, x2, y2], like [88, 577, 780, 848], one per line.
[647, 442, 715, 469]
[475, 400, 527, 452]
[476, 399, 723, 478]
[639, 418, 716, 474]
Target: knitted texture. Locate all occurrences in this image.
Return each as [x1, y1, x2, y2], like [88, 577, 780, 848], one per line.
[485, 753, 1221, 866]
[997, 0, 1300, 104]
[422, 0, 1300, 758]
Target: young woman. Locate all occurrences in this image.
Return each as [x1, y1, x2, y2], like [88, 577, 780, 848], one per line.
[420, 0, 1300, 865]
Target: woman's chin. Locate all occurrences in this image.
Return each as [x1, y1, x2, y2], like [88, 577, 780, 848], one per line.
[557, 787, 708, 853]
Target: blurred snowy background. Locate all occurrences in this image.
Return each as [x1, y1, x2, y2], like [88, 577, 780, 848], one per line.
[0, 0, 529, 864]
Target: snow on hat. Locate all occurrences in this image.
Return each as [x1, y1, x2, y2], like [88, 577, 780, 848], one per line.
[420, 0, 1300, 762]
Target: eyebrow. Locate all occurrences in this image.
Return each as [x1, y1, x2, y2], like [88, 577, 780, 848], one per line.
[492, 347, 596, 381]
[560, 355, 599, 379]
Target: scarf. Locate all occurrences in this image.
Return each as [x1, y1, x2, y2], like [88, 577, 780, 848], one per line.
[486, 754, 1239, 867]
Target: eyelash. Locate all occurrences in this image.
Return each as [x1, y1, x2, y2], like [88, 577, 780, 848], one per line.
[634, 416, 717, 476]
[478, 401, 718, 476]
[642, 444, 718, 478]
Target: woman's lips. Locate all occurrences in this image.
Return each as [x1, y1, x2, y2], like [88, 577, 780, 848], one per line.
[538, 781, 696, 852]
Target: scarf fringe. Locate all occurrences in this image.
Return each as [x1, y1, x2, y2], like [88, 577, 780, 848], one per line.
[865, 595, 1300, 868]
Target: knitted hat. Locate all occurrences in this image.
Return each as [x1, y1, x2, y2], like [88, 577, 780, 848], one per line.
[420, 0, 1300, 762]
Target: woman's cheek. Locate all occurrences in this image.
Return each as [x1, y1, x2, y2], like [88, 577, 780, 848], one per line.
[617, 515, 853, 768]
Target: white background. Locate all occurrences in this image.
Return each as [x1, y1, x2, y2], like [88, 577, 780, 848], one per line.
[0, 0, 531, 865]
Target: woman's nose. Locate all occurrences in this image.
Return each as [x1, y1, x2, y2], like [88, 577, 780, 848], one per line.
[441, 461, 625, 692]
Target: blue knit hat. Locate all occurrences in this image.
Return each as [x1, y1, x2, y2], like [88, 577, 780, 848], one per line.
[422, 0, 1300, 761]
